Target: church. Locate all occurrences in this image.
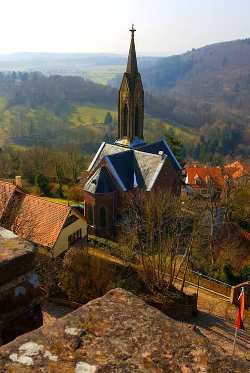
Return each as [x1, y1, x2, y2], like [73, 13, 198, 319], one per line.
[81, 26, 182, 238]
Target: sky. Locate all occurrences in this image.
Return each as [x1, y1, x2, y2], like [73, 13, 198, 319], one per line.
[0, 0, 250, 55]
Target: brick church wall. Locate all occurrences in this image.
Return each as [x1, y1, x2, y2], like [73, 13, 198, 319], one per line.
[153, 159, 181, 195]
[83, 191, 117, 238]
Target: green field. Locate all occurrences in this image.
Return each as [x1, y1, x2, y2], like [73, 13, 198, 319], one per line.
[68, 104, 198, 145]
[0, 97, 198, 151]
[68, 105, 117, 126]
[43, 197, 75, 205]
[84, 65, 124, 85]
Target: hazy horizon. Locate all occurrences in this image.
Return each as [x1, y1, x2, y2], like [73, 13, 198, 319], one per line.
[1, 0, 250, 55]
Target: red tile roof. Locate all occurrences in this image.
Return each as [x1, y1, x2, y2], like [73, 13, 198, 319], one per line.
[13, 194, 71, 248]
[223, 161, 247, 179]
[0, 181, 18, 220]
[0, 180, 71, 248]
[186, 162, 247, 190]
[186, 166, 225, 189]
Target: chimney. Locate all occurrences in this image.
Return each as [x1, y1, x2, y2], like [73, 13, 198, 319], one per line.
[158, 150, 165, 160]
[15, 176, 22, 188]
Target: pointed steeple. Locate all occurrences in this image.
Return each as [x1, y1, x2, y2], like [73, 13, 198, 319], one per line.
[115, 25, 145, 149]
[126, 24, 138, 74]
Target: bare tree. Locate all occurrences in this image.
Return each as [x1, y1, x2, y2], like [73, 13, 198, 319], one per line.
[119, 190, 196, 294]
[65, 144, 83, 184]
[188, 179, 221, 265]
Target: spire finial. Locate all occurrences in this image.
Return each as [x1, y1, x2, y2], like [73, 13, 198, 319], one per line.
[130, 24, 136, 37]
[126, 23, 138, 74]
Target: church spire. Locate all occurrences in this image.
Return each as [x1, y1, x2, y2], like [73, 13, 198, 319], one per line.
[126, 24, 138, 74]
[115, 26, 145, 149]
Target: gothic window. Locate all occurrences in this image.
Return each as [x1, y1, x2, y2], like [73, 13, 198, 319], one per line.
[135, 105, 139, 137]
[87, 205, 94, 225]
[99, 206, 107, 228]
[122, 104, 128, 137]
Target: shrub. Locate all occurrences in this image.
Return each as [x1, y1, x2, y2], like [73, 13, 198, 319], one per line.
[67, 185, 84, 202]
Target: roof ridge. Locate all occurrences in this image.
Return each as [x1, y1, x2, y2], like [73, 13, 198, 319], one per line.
[23, 194, 70, 210]
[133, 148, 163, 158]
[107, 149, 132, 159]
[0, 179, 17, 188]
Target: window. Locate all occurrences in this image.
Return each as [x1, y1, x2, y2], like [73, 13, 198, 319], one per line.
[87, 205, 94, 225]
[135, 105, 139, 137]
[99, 206, 107, 228]
[68, 229, 82, 246]
[63, 215, 79, 228]
[122, 104, 128, 137]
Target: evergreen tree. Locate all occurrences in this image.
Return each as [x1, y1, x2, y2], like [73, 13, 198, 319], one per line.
[104, 112, 113, 125]
[165, 130, 185, 166]
[36, 174, 51, 196]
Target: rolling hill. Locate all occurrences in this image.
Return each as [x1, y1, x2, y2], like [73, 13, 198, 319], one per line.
[2, 36, 250, 161]
[0, 72, 195, 154]
[141, 38, 250, 127]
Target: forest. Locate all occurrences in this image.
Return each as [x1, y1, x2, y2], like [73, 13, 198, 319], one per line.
[0, 70, 249, 165]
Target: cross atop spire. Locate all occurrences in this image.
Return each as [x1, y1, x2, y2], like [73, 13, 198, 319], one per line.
[126, 25, 138, 74]
[130, 24, 136, 37]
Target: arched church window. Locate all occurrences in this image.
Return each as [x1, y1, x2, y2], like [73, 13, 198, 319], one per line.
[135, 105, 139, 137]
[99, 206, 107, 228]
[87, 204, 94, 225]
[122, 104, 128, 137]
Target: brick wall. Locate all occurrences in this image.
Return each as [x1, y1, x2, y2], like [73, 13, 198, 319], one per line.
[83, 191, 117, 239]
[153, 158, 182, 195]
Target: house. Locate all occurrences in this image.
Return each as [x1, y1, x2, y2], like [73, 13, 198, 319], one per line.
[81, 27, 182, 239]
[0, 180, 87, 257]
[184, 161, 247, 197]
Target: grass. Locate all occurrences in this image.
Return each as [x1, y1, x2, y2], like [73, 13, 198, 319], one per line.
[0, 97, 7, 112]
[68, 104, 198, 145]
[10, 144, 29, 151]
[68, 105, 117, 127]
[43, 197, 75, 205]
[83, 65, 124, 85]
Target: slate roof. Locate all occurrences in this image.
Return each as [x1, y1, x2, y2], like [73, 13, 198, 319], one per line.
[134, 150, 166, 189]
[139, 139, 182, 171]
[84, 147, 166, 193]
[84, 138, 181, 194]
[87, 142, 125, 172]
[84, 167, 115, 194]
[106, 151, 136, 190]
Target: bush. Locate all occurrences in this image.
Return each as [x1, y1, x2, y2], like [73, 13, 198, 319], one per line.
[67, 185, 84, 202]
[58, 247, 147, 303]
[222, 263, 239, 285]
[36, 173, 51, 196]
[240, 265, 250, 282]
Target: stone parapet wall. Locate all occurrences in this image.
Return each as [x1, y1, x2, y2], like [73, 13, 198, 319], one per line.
[230, 281, 250, 309]
[182, 270, 232, 297]
[0, 289, 248, 372]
